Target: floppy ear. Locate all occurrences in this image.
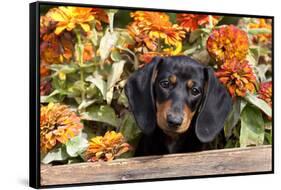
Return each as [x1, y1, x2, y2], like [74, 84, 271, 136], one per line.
[195, 67, 232, 143]
[125, 57, 162, 135]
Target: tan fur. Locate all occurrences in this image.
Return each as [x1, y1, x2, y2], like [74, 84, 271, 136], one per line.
[156, 101, 195, 138]
[187, 80, 194, 88]
[169, 75, 177, 85]
[156, 100, 171, 132]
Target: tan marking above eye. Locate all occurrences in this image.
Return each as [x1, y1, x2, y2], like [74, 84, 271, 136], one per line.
[169, 75, 177, 84]
[187, 80, 194, 88]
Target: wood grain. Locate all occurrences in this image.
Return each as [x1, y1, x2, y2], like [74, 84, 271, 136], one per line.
[41, 145, 272, 186]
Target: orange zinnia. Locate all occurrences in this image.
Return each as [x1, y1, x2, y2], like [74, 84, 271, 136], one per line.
[177, 14, 220, 32]
[258, 81, 272, 107]
[40, 103, 83, 154]
[207, 25, 249, 63]
[128, 11, 185, 50]
[83, 42, 95, 62]
[40, 32, 74, 77]
[139, 51, 176, 64]
[85, 131, 131, 162]
[215, 59, 257, 97]
[91, 8, 109, 30]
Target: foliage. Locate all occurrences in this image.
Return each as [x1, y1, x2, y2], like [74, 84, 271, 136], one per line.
[39, 6, 272, 164]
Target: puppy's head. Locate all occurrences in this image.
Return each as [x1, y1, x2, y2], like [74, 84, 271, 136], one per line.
[154, 57, 205, 137]
[125, 56, 232, 142]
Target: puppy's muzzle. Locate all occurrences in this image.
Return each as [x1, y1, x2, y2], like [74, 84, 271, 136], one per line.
[167, 112, 183, 128]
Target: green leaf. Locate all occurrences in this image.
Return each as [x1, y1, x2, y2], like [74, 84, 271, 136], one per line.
[65, 133, 88, 157]
[247, 53, 257, 66]
[78, 99, 96, 111]
[224, 99, 241, 138]
[116, 29, 135, 47]
[82, 125, 97, 140]
[99, 29, 119, 61]
[240, 98, 248, 113]
[249, 46, 260, 61]
[189, 29, 203, 43]
[40, 89, 67, 103]
[50, 64, 77, 76]
[111, 49, 122, 62]
[240, 105, 265, 147]
[41, 89, 60, 103]
[116, 46, 139, 70]
[81, 104, 120, 127]
[117, 89, 129, 108]
[106, 9, 118, 32]
[183, 46, 198, 56]
[119, 112, 142, 158]
[41, 146, 69, 164]
[244, 93, 272, 117]
[256, 64, 271, 82]
[86, 75, 107, 100]
[106, 60, 126, 104]
[91, 28, 98, 46]
[264, 130, 272, 145]
[72, 81, 85, 94]
[264, 120, 272, 130]
[248, 28, 271, 35]
[120, 112, 142, 143]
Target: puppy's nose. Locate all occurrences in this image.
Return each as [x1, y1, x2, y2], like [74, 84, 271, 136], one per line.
[167, 113, 183, 128]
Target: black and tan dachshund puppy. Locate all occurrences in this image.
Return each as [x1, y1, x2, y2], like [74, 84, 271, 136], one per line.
[125, 56, 232, 156]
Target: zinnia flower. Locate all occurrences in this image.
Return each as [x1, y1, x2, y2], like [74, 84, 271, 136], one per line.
[46, 6, 95, 35]
[207, 25, 249, 63]
[91, 8, 109, 30]
[85, 131, 131, 162]
[139, 51, 175, 64]
[40, 103, 83, 154]
[248, 18, 272, 44]
[40, 32, 74, 65]
[40, 15, 57, 38]
[258, 81, 272, 107]
[128, 11, 185, 50]
[40, 80, 52, 96]
[177, 14, 220, 31]
[215, 59, 257, 97]
[83, 42, 94, 62]
[40, 64, 50, 78]
[40, 32, 74, 77]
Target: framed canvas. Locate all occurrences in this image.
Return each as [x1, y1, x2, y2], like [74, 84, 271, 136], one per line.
[29, 1, 274, 188]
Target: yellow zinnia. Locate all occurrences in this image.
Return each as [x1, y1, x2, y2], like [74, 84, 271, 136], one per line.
[46, 6, 95, 35]
[85, 131, 131, 162]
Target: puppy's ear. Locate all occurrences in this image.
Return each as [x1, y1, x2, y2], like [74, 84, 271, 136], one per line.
[195, 67, 232, 143]
[125, 57, 162, 135]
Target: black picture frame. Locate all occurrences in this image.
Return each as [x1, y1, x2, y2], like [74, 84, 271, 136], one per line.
[30, 1, 274, 188]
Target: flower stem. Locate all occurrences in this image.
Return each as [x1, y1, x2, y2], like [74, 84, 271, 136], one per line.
[157, 37, 161, 53]
[75, 31, 84, 65]
[75, 30, 86, 105]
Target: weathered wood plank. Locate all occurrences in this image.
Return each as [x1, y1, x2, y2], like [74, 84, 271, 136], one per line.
[41, 145, 272, 186]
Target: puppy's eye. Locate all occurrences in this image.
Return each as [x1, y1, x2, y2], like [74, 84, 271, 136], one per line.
[191, 87, 200, 96]
[159, 80, 170, 89]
